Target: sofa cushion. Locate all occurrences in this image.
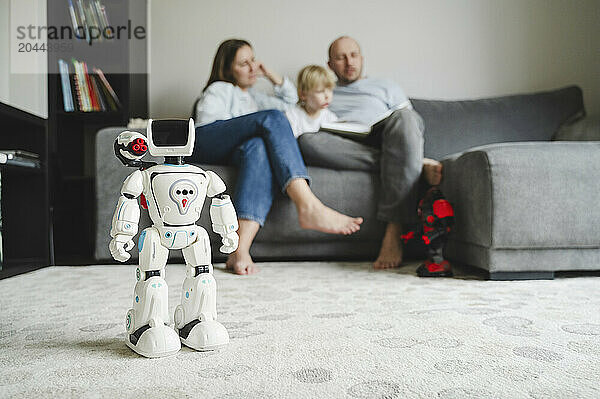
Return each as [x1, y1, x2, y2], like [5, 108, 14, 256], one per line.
[412, 85, 585, 160]
[553, 116, 600, 141]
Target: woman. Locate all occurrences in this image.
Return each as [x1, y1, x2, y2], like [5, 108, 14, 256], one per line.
[190, 39, 363, 275]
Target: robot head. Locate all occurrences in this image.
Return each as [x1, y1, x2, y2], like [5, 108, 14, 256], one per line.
[114, 131, 149, 165]
[146, 118, 195, 157]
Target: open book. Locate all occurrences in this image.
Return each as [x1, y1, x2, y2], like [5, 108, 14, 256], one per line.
[320, 101, 411, 139]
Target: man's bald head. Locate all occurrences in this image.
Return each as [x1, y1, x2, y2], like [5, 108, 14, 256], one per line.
[327, 36, 363, 85]
[328, 36, 361, 60]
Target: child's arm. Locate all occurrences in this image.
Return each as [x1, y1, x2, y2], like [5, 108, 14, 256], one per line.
[252, 76, 298, 110]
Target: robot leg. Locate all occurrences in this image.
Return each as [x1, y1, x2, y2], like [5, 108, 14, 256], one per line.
[125, 227, 181, 358]
[416, 236, 453, 277]
[174, 226, 229, 351]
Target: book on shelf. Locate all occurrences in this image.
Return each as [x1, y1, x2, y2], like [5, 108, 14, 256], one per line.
[58, 58, 121, 113]
[71, 63, 85, 111]
[75, 0, 91, 43]
[67, 0, 113, 43]
[90, 75, 107, 111]
[95, 0, 113, 38]
[67, 0, 81, 40]
[58, 59, 74, 112]
[95, 75, 118, 111]
[83, 62, 100, 110]
[72, 59, 91, 111]
[94, 67, 122, 109]
[320, 101, 411, 140]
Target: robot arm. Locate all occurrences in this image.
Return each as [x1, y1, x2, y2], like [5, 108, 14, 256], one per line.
[206, 171, 239, 254]
[109, 170, 143, 262]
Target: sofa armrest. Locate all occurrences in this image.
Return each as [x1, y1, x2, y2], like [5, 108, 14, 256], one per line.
[441, 142, 600, 250]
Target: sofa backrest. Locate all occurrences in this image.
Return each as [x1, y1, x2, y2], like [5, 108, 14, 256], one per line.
[412, 85, 585, 160]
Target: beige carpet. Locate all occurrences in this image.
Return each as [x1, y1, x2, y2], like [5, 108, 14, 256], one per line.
[1, 262, 599, 398]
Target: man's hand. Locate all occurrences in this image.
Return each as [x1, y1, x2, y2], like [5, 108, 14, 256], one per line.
[109, 234, 135, 262]
[219, 232, 239, 254]
[257, 61, 283, 86]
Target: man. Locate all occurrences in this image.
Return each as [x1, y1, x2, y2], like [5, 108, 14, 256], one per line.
[306, 36, 442, 269]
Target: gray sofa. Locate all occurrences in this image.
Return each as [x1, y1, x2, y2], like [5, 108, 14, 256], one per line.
[95, 85, 600, 279]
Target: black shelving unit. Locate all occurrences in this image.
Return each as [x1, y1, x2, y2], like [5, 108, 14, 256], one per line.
[0, 103, 52, 278]
[47, 0, 147, 264]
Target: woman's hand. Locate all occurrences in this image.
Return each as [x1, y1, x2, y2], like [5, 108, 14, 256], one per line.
[257, 61, 283, 86]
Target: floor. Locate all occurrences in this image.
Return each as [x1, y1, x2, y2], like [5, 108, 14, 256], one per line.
[1, 261, 599, 398]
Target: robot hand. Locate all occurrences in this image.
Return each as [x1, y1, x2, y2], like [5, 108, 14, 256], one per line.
[219, 232, 239, 254]
[110, 234, 136, 262]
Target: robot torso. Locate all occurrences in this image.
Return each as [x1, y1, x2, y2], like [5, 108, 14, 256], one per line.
[141, 164, 208, 228]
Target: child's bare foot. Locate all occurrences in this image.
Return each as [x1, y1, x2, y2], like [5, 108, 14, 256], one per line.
[226, 250, 259, 275]
[297, 201, 363, 235]
[373, 223, 403, 269]
[423, 158, 443, 186]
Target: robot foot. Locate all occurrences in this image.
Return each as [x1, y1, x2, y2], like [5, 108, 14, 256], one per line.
[417, 260, 453, 278]
[126, 324, 181, 358]
[178, 319, 229, 351]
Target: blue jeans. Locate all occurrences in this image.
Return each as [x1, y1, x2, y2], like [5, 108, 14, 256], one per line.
[189, 110, 310, 225]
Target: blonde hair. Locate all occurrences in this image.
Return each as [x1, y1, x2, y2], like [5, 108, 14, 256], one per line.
[296, 65, 335, 100]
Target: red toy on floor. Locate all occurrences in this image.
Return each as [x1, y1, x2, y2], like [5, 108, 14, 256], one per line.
[401, 187, 455, 277]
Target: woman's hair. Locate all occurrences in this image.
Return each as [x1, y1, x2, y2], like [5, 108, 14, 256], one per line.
[296, 65, 335, 99]
[204, 39, 252, 91]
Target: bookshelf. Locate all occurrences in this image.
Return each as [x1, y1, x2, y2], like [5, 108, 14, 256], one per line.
[47, 0, 147, 264]
[0, 103, 52, 278]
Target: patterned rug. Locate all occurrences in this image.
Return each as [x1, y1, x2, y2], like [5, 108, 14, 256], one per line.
[1, 262, 599, 398]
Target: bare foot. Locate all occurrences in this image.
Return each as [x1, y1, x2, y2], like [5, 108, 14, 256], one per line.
[373, 223, 403, 269]
[297, 201, 363, 235]
[226, 250, 259, 275]
[423, 158, 443, 186]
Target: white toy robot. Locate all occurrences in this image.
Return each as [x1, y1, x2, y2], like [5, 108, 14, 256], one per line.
[109, 118, 239, 358]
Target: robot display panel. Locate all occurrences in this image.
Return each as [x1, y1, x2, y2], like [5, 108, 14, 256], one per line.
[151, 120, 190, 147]
[146, 118, 195, 157]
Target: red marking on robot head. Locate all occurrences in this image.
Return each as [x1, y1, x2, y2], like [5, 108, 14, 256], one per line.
[433, 199, 454, 218]
[182, 199, 188, 207]
[130, 138, 148, 155]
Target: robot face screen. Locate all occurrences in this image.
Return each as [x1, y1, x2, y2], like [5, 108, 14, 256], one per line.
[151, 120, 190, 147]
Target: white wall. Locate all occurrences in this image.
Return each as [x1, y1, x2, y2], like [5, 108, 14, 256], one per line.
[0, 0, 9, 102]
[0, 0, 48, 118]
[148, 0, 600, 119]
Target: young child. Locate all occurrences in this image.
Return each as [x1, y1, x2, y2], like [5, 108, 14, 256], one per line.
[286, 65, 442, 186]
[285, 65, 338, 138]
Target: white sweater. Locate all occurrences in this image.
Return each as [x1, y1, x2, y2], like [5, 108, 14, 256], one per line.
[195, 77, 298, 126]
[285, 105, 338, 138]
